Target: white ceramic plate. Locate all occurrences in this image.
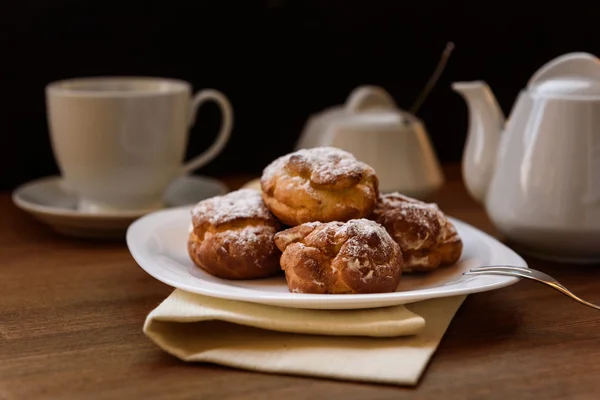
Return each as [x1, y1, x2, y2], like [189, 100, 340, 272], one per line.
[13, 175, 228, 239]
[127, 206, 527, 309]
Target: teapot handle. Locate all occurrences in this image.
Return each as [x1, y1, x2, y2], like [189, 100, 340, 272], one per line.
[345, 85, 397, 114]
[528, 52, 600, 88]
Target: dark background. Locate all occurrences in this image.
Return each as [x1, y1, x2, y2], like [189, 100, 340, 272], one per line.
[2, 0, 599, 190]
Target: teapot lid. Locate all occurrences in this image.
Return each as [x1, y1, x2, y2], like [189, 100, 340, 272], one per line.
[527, 52, 600, 96]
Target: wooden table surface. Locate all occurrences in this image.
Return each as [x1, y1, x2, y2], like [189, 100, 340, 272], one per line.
[2, 165, 600, 400]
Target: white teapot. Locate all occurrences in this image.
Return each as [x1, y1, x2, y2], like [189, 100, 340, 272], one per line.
[295, 85, 444, 199]
[452, 52, 600, 262]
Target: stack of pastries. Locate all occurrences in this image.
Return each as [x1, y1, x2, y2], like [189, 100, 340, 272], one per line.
[187, 147, 463, 294]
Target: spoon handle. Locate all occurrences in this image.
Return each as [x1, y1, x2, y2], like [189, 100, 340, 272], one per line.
[409, 41, 455, 115]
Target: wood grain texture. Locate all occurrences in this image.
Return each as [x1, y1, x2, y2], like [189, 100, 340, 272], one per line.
[1, 164, 600, 400]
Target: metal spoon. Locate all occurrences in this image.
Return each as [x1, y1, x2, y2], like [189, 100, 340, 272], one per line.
[409, 41, 455, 115]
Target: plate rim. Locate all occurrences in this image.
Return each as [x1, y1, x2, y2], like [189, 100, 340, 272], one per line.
[12, 175, 228, 221]
[126, 206, 527, 309]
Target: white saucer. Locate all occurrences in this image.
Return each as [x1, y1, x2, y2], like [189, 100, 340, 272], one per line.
[12, 175, 228, 239]
[126, 206, 528, 310]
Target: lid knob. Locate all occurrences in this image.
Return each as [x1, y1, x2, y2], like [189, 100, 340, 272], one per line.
[528, 52, 600, 96]
[345, 85, 397, 114]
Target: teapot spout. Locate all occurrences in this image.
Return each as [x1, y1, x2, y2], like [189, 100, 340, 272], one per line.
[451, 80, 505, 204]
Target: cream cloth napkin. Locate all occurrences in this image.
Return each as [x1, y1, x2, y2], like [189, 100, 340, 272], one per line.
[143, 290, 466, 386]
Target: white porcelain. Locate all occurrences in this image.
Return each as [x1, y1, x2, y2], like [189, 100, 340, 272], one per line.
[46, 76, 233, 213]
[452, 52, 600, 262]
[295, 85, 444, 199]
[240, 178, 262, 191]
[126, 206, 526, 310]
[12, 175, 228, 239]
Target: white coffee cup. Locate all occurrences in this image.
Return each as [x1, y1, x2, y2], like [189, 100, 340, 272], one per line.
[46, 76, 233, 213]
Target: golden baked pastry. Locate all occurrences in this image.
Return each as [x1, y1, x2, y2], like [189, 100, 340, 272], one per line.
[371, 192, 463, 273]
[260, 147, 379, 226]
[188, 189, 282, 279]
[273, 218, 403, 294]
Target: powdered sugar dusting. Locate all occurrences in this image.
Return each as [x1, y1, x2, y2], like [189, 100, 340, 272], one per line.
[303, 147, 365, 184]
[262, 146, 370, 186]
[371, 192, 463, 271]
[204, 224, 277, 265]
[373, 192, 445, 250]
[296, 218, 398, 275]
[192, 188, 273, 225]
[336, 218, 395, 260]
[224, 225, 263, 246]
[278, 218, 402, 294]
[389, 194, 440, 232]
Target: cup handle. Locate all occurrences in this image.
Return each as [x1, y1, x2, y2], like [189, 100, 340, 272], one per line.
[182, 89, 233, 174]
